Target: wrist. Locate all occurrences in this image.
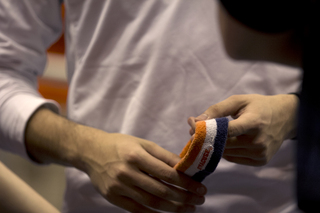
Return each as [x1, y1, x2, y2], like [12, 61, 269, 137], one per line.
[283, 94, 299, 140]
[25, 107, 82, 167]
[68, 124, 96, 173]
[68, 125, 116, 175]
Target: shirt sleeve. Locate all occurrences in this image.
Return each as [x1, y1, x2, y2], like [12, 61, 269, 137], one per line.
[0, 0, 63, 160]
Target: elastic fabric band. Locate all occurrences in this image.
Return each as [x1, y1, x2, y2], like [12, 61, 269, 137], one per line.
[174, 117, 228, 182]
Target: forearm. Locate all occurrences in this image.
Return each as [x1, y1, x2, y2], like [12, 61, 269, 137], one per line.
[25, 107, 117, 173]
[24, 107, 207, 212]
[25, 107, 84, 169]
[0, 162, 59, 213]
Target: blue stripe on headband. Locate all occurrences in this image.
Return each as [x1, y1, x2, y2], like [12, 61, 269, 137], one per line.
[192, 117, 228, 182]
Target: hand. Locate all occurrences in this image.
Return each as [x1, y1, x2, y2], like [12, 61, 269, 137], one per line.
[188, 94, 299, 166]
[76, 129, 207, 213]
[25, 108, 207, 213]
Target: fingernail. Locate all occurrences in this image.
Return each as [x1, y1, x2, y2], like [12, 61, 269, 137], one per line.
[189, 129, 195, 135]
[196, 114, 209, 121]
[196, 186, 207, 195]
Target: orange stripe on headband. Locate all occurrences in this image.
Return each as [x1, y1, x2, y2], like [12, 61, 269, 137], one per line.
[174, 117, 229, 182]
[174, 121, 206, 172]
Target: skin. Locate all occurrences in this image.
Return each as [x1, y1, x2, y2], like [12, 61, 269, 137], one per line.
[187, 3, 304, 167]
[218, 2, 303, 68]
[0, 162, 59, 213]
[22, 4, 301, 212]
[25, 107, 207, 213]
[188, 94, 299, 166]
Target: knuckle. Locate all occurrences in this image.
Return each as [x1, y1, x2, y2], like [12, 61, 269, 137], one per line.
[156, 186, 171, 199]
[165, 174, 176, 184]
[228, 95, 243, 105]
[230, 125, 243, 136]
[253, 139, 267, 151]
[161, 169, 176, 184]
[108, 181, 122, 193]
[125, 150, 141, 164]
[228, 95, 239, 102]
[227, 127, 235, 137]
[208, 104, 221, 116]
[114, 164, 130, 180]
[256, 117, 271, 132]
[104, 182, 122, 201]
[251, 117, 264, 130]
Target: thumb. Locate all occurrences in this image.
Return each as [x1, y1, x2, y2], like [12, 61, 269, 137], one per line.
[202, 95, 246, 120]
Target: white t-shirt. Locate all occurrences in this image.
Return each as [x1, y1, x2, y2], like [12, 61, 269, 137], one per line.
[0, 0, 302, 212]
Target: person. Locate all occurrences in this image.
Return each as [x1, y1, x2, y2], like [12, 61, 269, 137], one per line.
[0, 1, 302, 212]
[0, 161, 60, 213]
[215, 1, 320, 212]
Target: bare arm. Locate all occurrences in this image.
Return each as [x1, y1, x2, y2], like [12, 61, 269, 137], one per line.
[25, 107, 207, 213]
[0, 161, 59, 213]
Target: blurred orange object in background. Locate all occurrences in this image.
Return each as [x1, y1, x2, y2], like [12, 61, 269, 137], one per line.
[38, 4, 68, 115]
[38, 77, 68, 115]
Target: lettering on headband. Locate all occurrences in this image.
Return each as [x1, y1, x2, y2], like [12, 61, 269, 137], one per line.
[197, 145, 213, 170]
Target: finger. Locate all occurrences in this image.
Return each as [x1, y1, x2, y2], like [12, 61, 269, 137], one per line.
[189, 128, 193, 136]
[141, 140, 181, 167]
[194, 114, 209, 122]
[227, 114, 260, 137]
[223, 155, 266, 167]
[190, 134, 195, 142]
[138, 143, 207, 196]
[223, 148, 248, 157]
[223, 147, 266, 160]
[202, 95, 246, 119]
[188, 117, 196, 135]
[225, 137, 242, 148]
[107, 194, 161, 213]
[144, 172, 205, 205]
[121, 184, 197, 212]
[106, 161, 203, 209]
[119, 167, 205, 206]
[225, 136, 255, 148]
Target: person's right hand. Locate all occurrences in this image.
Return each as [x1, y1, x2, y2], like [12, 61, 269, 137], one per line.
[187, 94, 298, 167]
[25, 108, 207, 213]
[73, 128, 207, 213]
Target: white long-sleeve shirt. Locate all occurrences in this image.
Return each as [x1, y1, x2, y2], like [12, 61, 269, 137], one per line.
[0, 0, 302, 212]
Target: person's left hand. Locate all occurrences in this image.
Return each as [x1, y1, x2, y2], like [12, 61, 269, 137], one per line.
[188, 94, 299, 166]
